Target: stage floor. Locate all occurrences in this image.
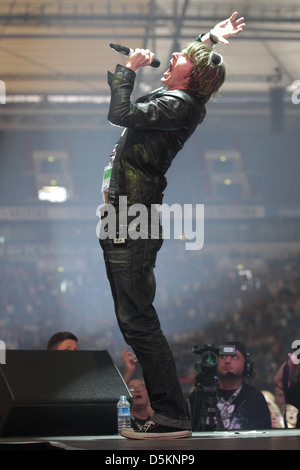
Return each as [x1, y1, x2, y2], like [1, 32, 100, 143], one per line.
[0, 429, 300, 451]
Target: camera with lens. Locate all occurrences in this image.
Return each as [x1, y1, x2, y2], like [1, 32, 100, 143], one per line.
[193, 343, 238, 378]
[193, 343, 219, 377]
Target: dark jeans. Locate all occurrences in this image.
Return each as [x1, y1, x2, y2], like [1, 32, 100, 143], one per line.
[100, 234, 191, 429]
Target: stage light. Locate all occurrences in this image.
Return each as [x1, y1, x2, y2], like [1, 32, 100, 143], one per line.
[38, 185, 68, 203]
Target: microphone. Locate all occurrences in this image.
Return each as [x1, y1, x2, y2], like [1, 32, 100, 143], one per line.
[109, 43, 160, 68]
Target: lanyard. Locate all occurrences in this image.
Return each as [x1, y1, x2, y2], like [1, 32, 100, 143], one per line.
[219, 385, 243, 419]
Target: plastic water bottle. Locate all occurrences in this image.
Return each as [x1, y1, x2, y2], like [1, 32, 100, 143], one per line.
[117, 395, 131, 434]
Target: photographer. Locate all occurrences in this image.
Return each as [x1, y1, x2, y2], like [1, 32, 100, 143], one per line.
[187, 342, 271, 431]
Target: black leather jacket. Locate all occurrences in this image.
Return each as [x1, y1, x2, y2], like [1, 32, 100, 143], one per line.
[107, 64, 206, 206]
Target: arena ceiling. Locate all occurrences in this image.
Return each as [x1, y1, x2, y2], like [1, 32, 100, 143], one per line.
[0, 0, 299, 128]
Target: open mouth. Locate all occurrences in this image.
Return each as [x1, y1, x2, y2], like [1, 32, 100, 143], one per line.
[163, 61, 173, 78]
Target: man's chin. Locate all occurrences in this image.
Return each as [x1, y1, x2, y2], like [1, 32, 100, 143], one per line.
[161, 73, 170, 84]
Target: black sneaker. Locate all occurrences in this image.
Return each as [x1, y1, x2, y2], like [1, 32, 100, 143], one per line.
[120, 420, 192, 440]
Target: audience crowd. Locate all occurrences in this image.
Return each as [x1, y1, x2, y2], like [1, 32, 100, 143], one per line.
[1, 246, 300, 401]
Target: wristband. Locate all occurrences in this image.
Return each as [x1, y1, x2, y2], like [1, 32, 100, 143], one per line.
[195, 33, 205, 42]
[209, 30, 218, 44]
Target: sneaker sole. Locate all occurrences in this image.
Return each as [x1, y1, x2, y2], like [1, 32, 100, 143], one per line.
[120, 429, 192, 440]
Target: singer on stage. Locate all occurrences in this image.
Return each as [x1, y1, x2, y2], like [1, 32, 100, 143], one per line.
[99, 12, 245, 439]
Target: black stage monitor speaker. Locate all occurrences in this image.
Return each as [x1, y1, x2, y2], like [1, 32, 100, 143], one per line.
[0, 350, 131, 437]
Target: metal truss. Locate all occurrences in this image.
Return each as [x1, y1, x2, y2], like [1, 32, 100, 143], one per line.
[1, 1, 300, 23]
[0, 1, 300, 33]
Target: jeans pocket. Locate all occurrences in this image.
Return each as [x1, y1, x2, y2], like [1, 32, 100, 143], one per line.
[142, 238, 163, 270]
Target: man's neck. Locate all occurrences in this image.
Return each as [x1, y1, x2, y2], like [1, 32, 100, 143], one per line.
[131, 408, 150, 420]
[218, 376, 243, 391]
